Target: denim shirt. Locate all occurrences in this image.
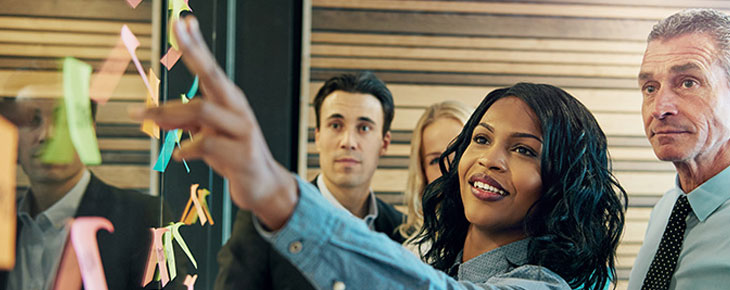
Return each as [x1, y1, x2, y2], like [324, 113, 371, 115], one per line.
[258, 175, 570, 290]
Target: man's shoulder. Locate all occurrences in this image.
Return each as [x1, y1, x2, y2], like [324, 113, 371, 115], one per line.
[77, 174, 161, 223]
[373, 196, 406, 243]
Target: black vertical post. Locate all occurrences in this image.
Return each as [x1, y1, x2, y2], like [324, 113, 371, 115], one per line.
[157, 0, 302, 289]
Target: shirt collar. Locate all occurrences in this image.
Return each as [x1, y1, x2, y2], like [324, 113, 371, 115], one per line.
[316, 174, 379, 228]
[451, 238, 531, 282]
[673, 164, 730, 222]
[17, 170, 91, 229]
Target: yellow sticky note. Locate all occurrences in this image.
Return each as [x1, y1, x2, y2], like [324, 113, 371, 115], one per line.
[168, 0, 192, 50]
[141, 69, 160, 139]
[63, 57, 101, 165]
[0, 116, 17, 270]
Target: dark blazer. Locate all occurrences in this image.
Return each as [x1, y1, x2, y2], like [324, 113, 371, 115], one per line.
[0, 174, 183, 290]
[214, 179, 406, 290]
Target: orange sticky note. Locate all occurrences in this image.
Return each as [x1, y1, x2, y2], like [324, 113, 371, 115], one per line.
[0, 116, 17, 270]
[121, 25, 154, 99]
[89, 36, 131, 104]
[141, 69, 160, 139]
[184, 274, 198, 290]
[160, 47, 182, 71]
[72, 217, 114, 290]
[141, 227, 170, 287]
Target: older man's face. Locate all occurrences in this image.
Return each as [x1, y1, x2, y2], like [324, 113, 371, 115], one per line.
[639, 33, 730, 164]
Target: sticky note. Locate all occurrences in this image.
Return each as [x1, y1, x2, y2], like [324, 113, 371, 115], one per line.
[0, 116, 17, 270]
[40, 101, 75, 164]
[126, 0, 142, 8]
[186, 76, 199, 99]
[168, 0, 192, 50]
[71, 217, 115, 290]
[162, 229, 177, 280]
[153, 129, 178, 172]
[53, 225, 81, 290]
[180, 185, 213, 226]
[141, 69, 160, 139]
[183, 274, 198, 290]
[198, 188, 214, 225]
[63, 57, 101, 165]
[141, 227, 170, 287]
[161, 222, 197, 282]
[170, 222, 196, 269]
[160, 47, 182, 71]
[190, 184, 207, 226]
[89, 37, 131, 104]
[121, 25, 155, 99]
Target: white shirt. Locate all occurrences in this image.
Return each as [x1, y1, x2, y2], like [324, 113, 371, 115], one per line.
[316, 174, 379, 230]
[8, 170, 91, 290]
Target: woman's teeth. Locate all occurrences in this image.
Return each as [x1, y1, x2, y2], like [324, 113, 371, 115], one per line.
[473, 181, 507, 196]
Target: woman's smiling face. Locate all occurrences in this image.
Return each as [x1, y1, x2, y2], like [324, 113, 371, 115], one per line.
[458, 96, 543, 242]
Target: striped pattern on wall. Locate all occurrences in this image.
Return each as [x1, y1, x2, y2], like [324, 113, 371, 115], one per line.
[303, 1, 730, 288]
[2, 0, 155, 193]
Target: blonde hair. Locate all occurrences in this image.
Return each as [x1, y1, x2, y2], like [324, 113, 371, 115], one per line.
[398, 100, 473, 240]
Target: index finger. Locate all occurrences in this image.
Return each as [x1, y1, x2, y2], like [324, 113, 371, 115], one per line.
[174, 16, 241, 109]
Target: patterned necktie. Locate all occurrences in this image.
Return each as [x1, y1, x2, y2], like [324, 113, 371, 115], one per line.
[641, 195, 692, 290]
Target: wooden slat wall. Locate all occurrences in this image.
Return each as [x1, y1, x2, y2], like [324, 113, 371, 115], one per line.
[2, 1, 155, 193]
[303, 1, 730, 288]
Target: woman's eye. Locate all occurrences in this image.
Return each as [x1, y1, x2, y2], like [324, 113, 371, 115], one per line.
[515, 146, 537, 157]
[473, 135, 488, 144]
[360, 125, 371, 132]
[428, 157, 439, 165]
[330, 123, 341, 129]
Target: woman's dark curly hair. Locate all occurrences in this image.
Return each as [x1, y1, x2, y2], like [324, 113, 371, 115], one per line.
[415, 83, 627, 289]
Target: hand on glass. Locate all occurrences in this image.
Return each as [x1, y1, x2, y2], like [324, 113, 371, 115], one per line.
[130, 16, 298, 230]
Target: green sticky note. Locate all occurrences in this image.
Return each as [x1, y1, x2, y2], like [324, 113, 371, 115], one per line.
[163, 229, 177, 281]
[63, 57, 101, 165]
[40, 101, 75, 164]
[171, 222, 197, 269]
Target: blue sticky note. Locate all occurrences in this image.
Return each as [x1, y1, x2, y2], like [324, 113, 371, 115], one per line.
[186, 76, 198, 99]
[153, 129, 178, 172]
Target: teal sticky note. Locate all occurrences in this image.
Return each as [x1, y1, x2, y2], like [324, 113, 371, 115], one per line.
[63, 57, 101, 165]
[186, 76, 199, 99]
[153, 129, 178, 172]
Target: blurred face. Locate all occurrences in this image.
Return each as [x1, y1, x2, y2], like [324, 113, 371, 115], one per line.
[16, 99, 84, 184]
[315, 91, 390, 189]
[640, 33, 730, 164]
[421, 117, 463, 184]
[458, 97, 543, 241]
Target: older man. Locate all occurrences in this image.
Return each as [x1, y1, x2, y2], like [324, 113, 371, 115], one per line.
[628, 8, 730, 290]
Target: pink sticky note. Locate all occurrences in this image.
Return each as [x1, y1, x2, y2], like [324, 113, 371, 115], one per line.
[71, 217, 115, 290]
[190, 184, 207, 226]
[126, 0, 143, 8]
[141, 227, 170, 287]
[160, 47, 182, 71]
[89, 36, 131, 104]
[121, 25, 154, 99]
[184, 274, 198, 290]
[53, 221, 81, 290]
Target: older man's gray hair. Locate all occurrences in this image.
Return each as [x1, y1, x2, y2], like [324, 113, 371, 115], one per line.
[649, 9, 730, 75]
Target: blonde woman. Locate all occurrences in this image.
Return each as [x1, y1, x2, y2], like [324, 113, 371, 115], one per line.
[399, 101, 473, 257]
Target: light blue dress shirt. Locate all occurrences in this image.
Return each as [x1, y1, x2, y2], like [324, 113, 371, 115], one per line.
[258, 175, 569, 290]
[8, 170, 90, 290]
[628, 165, 730, 290]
